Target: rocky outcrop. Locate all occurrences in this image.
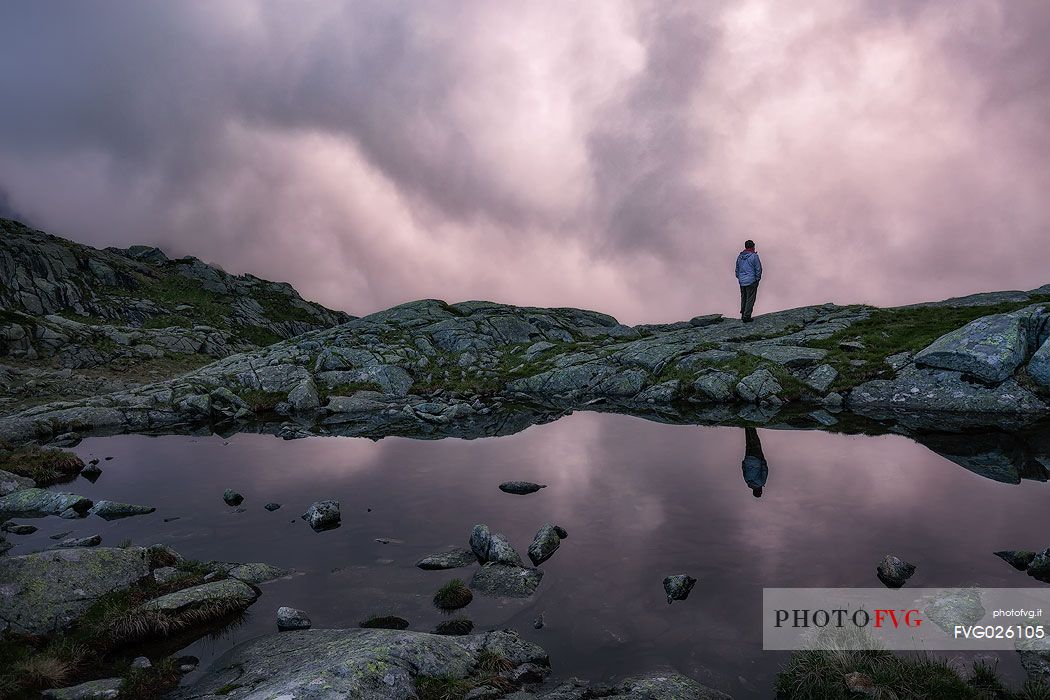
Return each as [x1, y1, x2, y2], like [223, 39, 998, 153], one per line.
[0, 218, 351, 412]
[3, 273, 1050, 444]
[172, 628, 728, 700]
[0, 546, 152, 634]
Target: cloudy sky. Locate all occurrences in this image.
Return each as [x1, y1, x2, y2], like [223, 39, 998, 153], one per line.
[1, 1, 1047, 323]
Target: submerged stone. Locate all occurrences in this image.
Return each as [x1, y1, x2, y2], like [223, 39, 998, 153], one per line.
[277, 606, 312, 631]
[88, 499, 156, 520]
[995, 550, 1037, 571]
[499, 481, 547, 495]
[527, 523, 561, 566]
[0, 488, 92, 518]
[301, 500, 340, 531]
[416, 548, 478, 570]
[470, 563, 543, 598]
[876, 555, 916, 588]
[663, 574, 697, 604]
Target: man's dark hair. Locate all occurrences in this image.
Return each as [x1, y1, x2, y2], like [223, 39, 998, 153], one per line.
[744, 239, 755, 249]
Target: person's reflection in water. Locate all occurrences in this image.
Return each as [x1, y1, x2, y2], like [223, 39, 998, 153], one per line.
[742, 426, 769, 497]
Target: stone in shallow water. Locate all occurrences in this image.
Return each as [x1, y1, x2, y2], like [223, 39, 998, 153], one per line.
[416, 548, 478, 570]
[876, 555, 916, 588]
[79, 462, 103, 481]
[499, 481, 547, 495]
[222, 489, 244, 506]
[88, 499, 155, 520]
[301, 500, 340, 531]
[142, 578, 259, 614]
[0, 488, 92, 517]
[226, 562, 291, 584]
[663, 574, 696, 604]
[470, 524, 491, 561]
[1026, 549, 1050, 582]
[995, 550, 1036, 571]
[264, 502, 281, 511]
[1, 521, 36, 535]
[527, 523, 561, 566]
[923, 587, 985, 634]
[470, 563, 543, 598]
[485, 532, 523, 566]
[277, 606, 312, 631]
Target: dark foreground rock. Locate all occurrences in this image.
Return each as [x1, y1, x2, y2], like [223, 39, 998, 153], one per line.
[171, 627, 729, 700]
[876, 555, 916, 588]
[995, 550, 1037, 571]
[0, 546, 151, 634]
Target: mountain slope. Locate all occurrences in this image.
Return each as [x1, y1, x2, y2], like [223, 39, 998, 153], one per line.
[0, 218, 353, 411]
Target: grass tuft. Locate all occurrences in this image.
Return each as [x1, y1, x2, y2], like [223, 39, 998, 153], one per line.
[433, 579, 473, 611]
[0, 444, 84, 485]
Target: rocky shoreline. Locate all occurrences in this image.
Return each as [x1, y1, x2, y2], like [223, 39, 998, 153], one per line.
[3, 286, 1050, 447]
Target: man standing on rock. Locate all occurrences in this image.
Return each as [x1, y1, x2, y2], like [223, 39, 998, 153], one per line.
[735, 240, 762, 322]
[742, 427, 768, 498]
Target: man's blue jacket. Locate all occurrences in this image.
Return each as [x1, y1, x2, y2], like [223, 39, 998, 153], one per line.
[735, 250, 762, 286]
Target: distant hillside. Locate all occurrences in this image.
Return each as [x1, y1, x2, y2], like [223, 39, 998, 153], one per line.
[0, 218, 351, 343]
[0, 218, 353, 411]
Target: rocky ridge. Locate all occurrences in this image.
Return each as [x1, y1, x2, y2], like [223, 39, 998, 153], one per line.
[2, 286, 1050, 446]
[0, 218, 351, 412]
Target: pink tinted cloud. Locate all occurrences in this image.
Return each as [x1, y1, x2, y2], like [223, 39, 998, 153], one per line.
[0, 1, 1046, 325]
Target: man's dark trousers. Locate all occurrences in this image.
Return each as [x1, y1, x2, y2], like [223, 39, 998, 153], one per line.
[740, 282, 759, 321]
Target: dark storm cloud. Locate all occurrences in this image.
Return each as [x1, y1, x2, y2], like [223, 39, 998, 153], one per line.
[0, 1, 1047, 323]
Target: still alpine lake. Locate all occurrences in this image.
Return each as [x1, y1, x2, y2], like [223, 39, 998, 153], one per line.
[7, 412, 1050, 697]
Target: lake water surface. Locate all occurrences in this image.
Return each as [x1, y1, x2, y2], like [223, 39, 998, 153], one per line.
[7, 412, 1050, 697]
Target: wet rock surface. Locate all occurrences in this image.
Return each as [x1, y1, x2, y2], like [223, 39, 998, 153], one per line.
[301, 499, 340, 531]
[0, 546, 152, 634]
[471, 563, 544, 598]
[500, 481, 547, 495]
[276, 605, 311, 631]
[417, 547, 479, 570]
[663, 574, 697, 604]
[876, 555, 916, 588]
